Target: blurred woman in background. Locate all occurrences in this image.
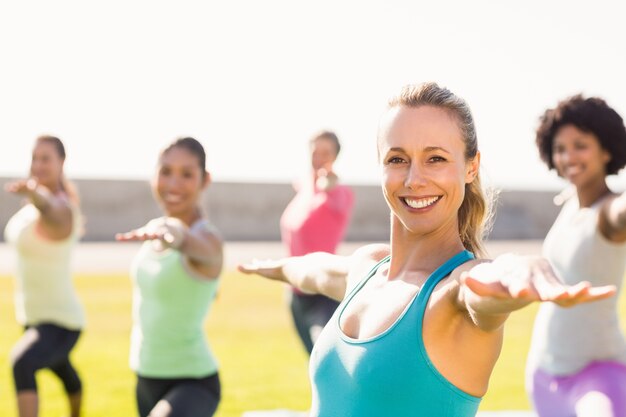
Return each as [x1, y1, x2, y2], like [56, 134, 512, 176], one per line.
[4, 135, 85, 417]
[280, 130, 354, 354]
[116, 137, 223, 417]
[527, 95, 626, 417]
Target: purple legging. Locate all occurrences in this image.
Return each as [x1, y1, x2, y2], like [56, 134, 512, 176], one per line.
[529, 361, 626, 417]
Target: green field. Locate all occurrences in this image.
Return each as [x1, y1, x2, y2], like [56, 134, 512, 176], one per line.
[0, 271, 624, 417]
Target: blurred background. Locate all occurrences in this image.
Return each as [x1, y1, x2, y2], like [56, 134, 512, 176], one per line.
[1, 1, 626, 416]
[2, 0, 626, 242]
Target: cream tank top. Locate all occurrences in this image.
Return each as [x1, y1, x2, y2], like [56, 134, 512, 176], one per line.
[4, 203, 85, 330]
[527, 196, 626, 375]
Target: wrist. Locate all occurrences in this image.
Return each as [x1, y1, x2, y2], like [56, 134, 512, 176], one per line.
[161, 218, 187, 249]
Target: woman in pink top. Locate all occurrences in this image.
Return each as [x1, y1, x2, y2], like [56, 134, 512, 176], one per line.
[280, 131, 354, 353]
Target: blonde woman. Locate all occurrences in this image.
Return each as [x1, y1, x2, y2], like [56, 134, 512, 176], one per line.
[240, 83, 615, 417]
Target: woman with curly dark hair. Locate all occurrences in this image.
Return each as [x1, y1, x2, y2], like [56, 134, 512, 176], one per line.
[527, 95, 626, 417]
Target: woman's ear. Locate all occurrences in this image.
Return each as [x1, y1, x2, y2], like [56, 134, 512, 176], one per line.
[465, 151, 480, 184]
[602, 148, 611, 166]
[203, 171, 212, 189]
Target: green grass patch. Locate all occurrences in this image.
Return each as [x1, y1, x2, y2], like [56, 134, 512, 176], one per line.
[0, 272, 625, 416]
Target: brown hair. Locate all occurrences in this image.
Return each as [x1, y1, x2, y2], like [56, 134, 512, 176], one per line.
[310, 130, 341, 156]
[161, 137, 207, 179]
[382, 82, 493, 256]
[35, 135, 80, 205]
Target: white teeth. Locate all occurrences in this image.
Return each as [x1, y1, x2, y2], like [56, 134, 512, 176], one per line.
[164, 194, 183, 203]
[404, 196, 439, 209]
[565, 166, 581, 175]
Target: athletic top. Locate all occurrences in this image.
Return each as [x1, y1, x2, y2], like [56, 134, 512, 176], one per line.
[281, 180, 354, 296]
[280, 180, 354, 257]
[130, 219, 220, 378]
[309, 250, 481, 417]
[527, 196, 626, 375]
[4, 203, 85, 330]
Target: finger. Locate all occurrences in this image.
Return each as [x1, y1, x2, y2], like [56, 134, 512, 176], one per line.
[115, 232, 139, 241]
[4, 181, 26, 193]
[26, 178, 39, 191]
[586, 285, 617, 299]
[237, 264, 255, 274]
[162, 232, 175, 245]
[554, 284, 616, 307]
[529, 270, 570, 301]
[115, 229, 152, 241]
[566, 281, 592, 298]
[503, 272, 536, 299]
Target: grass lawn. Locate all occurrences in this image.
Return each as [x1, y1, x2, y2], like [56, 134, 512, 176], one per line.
[0, 271, 625, 416]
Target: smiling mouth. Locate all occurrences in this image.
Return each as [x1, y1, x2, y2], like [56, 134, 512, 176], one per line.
[402, 196, 441, 209]
[563, 165, 582, 176]
[163, 194, 183, 203]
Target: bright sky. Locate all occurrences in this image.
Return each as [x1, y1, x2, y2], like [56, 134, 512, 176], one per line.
[1, 0, 626, 191]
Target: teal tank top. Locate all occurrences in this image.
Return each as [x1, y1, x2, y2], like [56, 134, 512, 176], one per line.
[309, 250, 481, 416]
[130, 240, 220, 378]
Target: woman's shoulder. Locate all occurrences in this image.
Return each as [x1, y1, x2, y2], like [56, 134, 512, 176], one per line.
[445, 257, 489, 290]
[190, 218, 223, 244]
[351, 243, 390, 263]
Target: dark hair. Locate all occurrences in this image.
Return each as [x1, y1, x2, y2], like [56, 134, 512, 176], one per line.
[36, 135, 66, 160]
[161, 137, 207, 177]
[310, 131, 341, 156]
[382, 82, 493, 257]
[536, 95, 626, 175]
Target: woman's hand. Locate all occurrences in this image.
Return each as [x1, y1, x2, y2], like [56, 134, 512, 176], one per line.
[5, 178, 52, 201]
[462, 255, 616, 308]
[116, 218, 186, 249]
[5, 178, 37, 195]
[316, 163, 338, 191]
[238, 258, 288, 282]
[238, 251, 353, 301]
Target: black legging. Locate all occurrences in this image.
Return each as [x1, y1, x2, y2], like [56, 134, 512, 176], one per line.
[136, 373, 221, 417]
[290, 292, 340, 354]
[11, 323, 82, 394]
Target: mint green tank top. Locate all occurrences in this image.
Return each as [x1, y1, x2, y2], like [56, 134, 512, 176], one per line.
[130, 240, 219, 378]
[309, 250, 481, 416]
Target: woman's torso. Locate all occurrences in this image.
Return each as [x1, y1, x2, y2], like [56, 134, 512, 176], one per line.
[528, 196, 626, 375]
[309, 251, 481, 417]
[130, 219, 220, 378]
[4, 203, 85, 329]
[280, 181, 353, 256]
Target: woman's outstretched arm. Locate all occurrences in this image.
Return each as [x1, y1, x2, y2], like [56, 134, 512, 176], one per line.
[455, 254, 616, 332]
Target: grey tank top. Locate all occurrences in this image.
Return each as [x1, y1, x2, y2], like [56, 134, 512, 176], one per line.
[527, 196, 626, 375]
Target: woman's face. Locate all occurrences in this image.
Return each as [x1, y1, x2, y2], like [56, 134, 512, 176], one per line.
[552, 124, 610, 188]
[153, 147, 208, 219]
[30, 141, 64, 189]
[378, 105, 478, 236]
[310, 137, 338, 172]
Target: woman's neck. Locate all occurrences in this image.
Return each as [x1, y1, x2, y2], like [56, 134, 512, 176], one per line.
[387, 217, 466, 279]
[41, 180, 62, 195]
[575, 178, 611, 208]
[167, 208, 202, 227]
